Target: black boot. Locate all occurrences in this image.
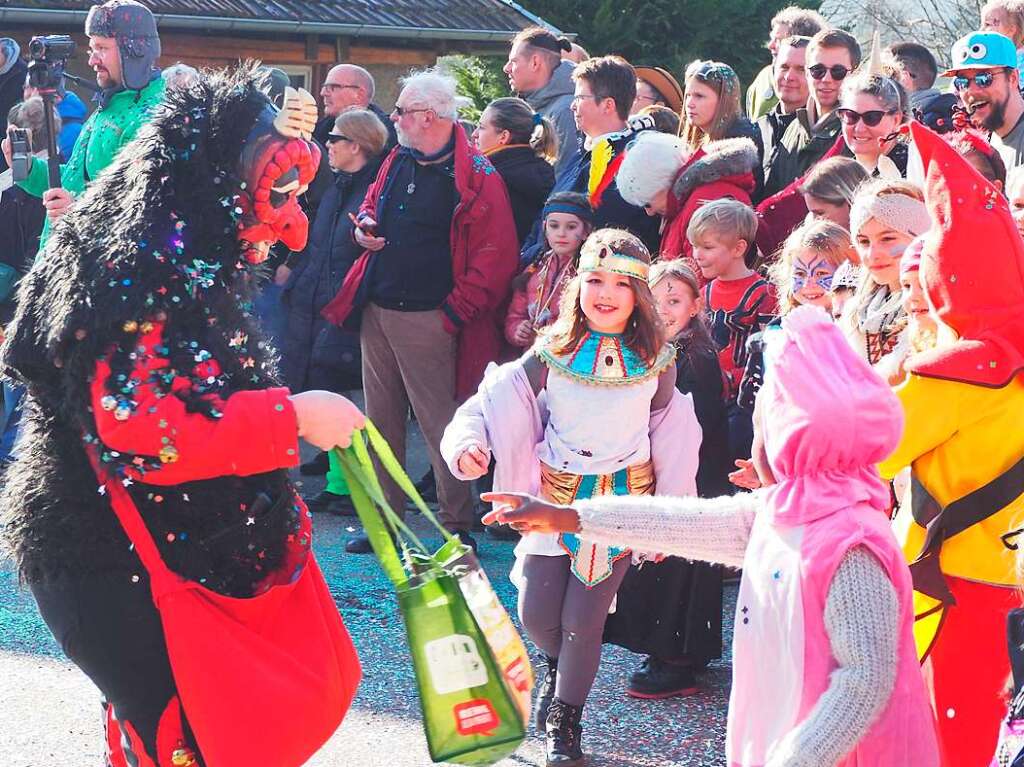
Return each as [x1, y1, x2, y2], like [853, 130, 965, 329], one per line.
[626, 656, 699, 700]
[533, 655, 558, 731]
[545, 697, 584, 766]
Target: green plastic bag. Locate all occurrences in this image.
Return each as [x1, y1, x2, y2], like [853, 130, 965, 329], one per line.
[335, 422, 533, 765]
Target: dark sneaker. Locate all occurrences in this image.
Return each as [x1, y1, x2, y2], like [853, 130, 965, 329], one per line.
[454, 530, 478, 553]
[486, 523, 520, 541]
[414, 468, 438, 504]
[345, 533, 373, 554]
[626, 657, 700, 700]
[299, 450, 330, 476]
[304, 490, 356, 516]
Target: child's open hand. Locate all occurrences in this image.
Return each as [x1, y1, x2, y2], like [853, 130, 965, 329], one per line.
[481, 492, 581, 534]
[729, 458, 762, 490]
[457, 444, 490, 479]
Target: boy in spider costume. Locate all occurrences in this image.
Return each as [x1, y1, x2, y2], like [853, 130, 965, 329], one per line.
[0, 67, 364, 766]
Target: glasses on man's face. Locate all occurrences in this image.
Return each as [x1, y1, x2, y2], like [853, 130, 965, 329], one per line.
[571, 94, 600, 105]
[835, 108, 897, 127]
[952, 70, 1004, 91]
[325, 134, 352, 144]
[808, 63, 851, 81]
[392, 105, 433, 117]
[323, 83, 362, 93]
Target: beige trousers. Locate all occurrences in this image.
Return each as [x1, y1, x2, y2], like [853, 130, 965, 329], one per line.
[359, 303, 473, 531]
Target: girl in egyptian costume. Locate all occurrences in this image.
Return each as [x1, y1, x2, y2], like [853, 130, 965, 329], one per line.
[441, 228, 701, 767]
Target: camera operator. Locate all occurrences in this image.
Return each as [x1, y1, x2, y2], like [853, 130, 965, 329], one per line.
[1, 0, 164, 252]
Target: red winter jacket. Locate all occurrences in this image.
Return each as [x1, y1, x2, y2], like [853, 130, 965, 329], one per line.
[322, 125, 518, 400]
[756, 134, 846, 259]
[660, 138, 758, 264]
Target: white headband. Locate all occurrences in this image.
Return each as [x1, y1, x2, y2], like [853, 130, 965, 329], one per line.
[849, 192, 931, 239]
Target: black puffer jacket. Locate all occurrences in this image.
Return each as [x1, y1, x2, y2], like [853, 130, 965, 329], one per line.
[280, 156, 382, 390]
[487, 145, 554, 247]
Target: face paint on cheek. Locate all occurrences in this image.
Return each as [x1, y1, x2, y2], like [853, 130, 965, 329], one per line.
[815, 273, 834, 290]
[889, 244, 908, 258]
[790, 274, 807, 294]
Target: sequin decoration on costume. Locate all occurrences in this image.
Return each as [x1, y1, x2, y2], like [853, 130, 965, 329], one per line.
[541, 461, 655, 587]
[537, 331, 675, 386]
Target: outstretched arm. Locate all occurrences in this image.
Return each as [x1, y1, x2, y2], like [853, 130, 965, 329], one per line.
[483, 490, 760, 569]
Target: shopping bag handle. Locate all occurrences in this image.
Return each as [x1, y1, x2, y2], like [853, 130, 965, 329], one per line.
[333, 419, 457, 587]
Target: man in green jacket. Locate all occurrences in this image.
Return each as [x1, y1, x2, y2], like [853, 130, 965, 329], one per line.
[2, 0, 164, 249]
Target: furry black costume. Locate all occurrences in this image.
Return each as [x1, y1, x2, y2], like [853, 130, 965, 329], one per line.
[0, 66, 332, 765]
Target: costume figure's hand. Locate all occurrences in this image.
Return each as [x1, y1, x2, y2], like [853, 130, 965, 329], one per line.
[457, 444, 490, 479]
[512, 321, 535, 347]
[354, 216, 386, 251]
[729, 458, 762, 490]
[43, 188, 74, 222]
[289, 390, 366, 450]
[480, 492, 581, 534]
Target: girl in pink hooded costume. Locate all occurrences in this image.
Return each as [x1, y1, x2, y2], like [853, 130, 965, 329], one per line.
[484, 304, 939, 767]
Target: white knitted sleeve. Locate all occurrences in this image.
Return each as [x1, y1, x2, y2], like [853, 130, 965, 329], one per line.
[765, 546, 900, 767]
[574, 492, 760, 568]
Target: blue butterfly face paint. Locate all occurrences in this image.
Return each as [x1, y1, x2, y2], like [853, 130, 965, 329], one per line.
[791, 255, 838, 307]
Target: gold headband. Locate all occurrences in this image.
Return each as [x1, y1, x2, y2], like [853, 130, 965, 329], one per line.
[578, 248, 649, 281]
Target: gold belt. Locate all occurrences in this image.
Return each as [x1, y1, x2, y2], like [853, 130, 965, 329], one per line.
[539, 459, 655, 505]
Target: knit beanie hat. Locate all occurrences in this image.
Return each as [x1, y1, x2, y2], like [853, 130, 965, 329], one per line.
[905, 121, 1024, 387]
[86, 0, 160, 91]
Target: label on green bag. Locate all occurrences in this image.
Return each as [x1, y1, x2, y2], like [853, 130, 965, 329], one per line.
[425, 634, 489, 694]
[454, 700, 500, 736]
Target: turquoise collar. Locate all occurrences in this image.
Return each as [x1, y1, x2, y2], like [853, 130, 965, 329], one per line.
[537, 331, 675, 386]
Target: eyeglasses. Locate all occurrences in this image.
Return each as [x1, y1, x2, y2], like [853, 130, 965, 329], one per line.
[570, 94, 601, 104]
[808, 63, 851, 81]
[391, 105, 433, 117]
[952, 69, 1005, 91]
[325, 134, 352, 144]
[835, 108, 897, 127]
[322, 83, 362, 92]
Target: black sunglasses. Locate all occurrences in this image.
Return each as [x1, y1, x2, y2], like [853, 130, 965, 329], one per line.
[952, 70, 1004, 91]
[808, 63, 850, 81]
[835, 108, 897, 127]
[325, 133, 352, 144]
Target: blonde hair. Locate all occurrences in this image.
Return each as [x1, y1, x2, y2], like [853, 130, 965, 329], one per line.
[799, 156, 869, 206]
[650, 259, 701, 292]
[687, 198, 758, 249]
[679, 60, 742, 153]
[983, 0, 1024, 45]
[770, 219, 856, 313]
[334, 108, 389, 157]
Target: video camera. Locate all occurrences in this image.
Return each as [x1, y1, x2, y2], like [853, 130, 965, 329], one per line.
[26, 34, 76, 92]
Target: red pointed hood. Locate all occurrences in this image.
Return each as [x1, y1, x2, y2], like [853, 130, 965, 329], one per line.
[904, 121, 1024, 388]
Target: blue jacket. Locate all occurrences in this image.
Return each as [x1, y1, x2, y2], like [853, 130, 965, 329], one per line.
[56, 91, 88, 162]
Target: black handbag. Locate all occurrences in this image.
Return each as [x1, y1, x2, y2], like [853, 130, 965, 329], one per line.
[310, 323, 362, 391]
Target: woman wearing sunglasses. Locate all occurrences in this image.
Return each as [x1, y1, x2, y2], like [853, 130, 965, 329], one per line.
[835, 71, 909, 179]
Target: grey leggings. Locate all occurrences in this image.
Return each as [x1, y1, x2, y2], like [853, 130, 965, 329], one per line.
[518, 554, 630, 706]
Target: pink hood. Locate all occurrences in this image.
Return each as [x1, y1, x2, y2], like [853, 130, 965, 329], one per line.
[759, 306, 903, 525]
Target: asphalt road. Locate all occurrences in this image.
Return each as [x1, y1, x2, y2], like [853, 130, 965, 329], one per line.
[0, 426, 735, 767]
